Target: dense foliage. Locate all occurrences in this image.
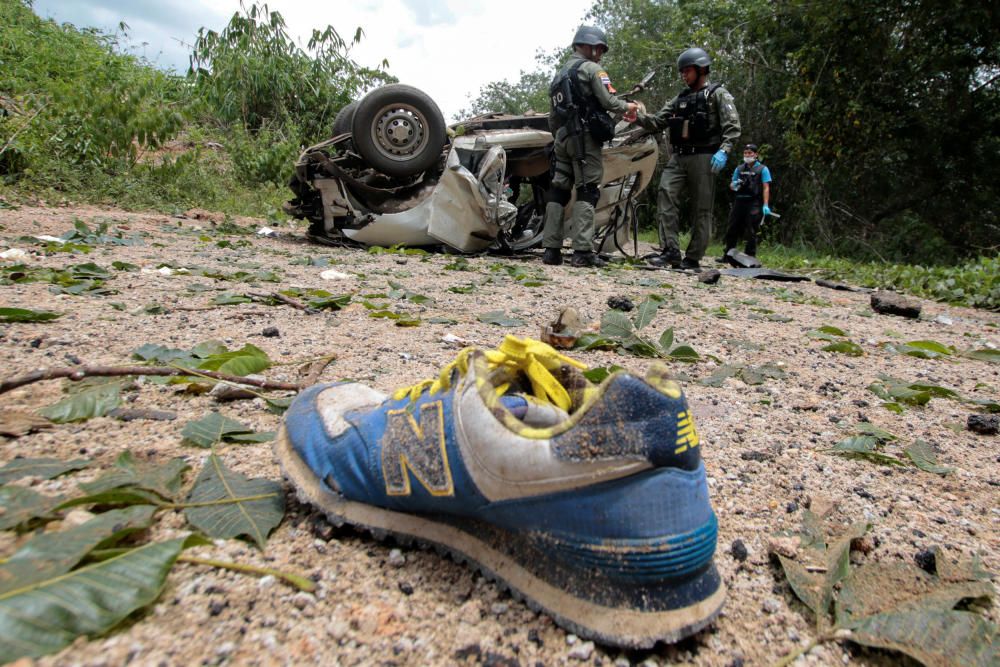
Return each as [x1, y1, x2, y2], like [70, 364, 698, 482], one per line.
[0, 0, 389, 210]
[465, 0, 1000, 265]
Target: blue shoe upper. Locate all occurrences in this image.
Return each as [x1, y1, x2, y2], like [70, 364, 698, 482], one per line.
[283, 364, 717, 581]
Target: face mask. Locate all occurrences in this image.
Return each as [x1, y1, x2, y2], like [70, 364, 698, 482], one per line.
[743, 156, 756, 165]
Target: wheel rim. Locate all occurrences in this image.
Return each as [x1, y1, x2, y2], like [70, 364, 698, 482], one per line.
[370, 103, 427, 162]
[509, 206, 545, 251]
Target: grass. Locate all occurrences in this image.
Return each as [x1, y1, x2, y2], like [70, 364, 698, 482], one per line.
[636, 230, 998, 310]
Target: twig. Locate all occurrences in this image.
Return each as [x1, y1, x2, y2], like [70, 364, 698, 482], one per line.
[0, 365, 304, 395]
[301, 355, 337, 386]
[247, 291, 316, 313]
[177, 555, 316, 592]
[0, 102, 49, 158]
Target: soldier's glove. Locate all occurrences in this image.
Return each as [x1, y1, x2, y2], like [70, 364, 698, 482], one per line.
[762, 204, 772, 216]
[710, 150, 727, 173]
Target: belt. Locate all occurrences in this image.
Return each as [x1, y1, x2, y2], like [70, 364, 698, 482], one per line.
[674, 144, 720, 155]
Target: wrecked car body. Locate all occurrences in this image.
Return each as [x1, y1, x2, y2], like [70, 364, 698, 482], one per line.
[285, 84, 658, 255]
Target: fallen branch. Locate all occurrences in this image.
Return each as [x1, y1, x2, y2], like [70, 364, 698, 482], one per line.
[0, 365, 304, 395]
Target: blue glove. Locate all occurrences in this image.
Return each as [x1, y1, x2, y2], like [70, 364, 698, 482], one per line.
[762, 204, 772, 216]
[710, 150, 727, 173]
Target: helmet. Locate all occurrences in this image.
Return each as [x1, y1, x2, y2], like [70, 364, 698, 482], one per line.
[677, 47, 711, 72]
[572, 26, 609, 51]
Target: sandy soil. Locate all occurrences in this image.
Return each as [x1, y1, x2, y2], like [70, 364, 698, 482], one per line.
[0, 205, 997, 667]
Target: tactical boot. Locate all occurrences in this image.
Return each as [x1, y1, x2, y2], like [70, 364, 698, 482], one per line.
[570, 251, 606, 268]
[648, 246, 682, 268]
[680, 257, 702, 271]
[542, 248, 563, 266]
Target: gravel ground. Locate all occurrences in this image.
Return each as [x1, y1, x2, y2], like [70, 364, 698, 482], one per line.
[1, 205, 997, 667]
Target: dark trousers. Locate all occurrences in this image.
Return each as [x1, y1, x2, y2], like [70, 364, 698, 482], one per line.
[724, 198, 762, 256]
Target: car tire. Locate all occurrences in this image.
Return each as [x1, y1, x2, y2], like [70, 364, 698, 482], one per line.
[350, 84, 447, 177]
[508, 201, 546, 251]
[332, 100, 358, 138]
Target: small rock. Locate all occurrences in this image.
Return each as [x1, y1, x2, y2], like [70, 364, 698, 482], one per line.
[567, 641, 595, 661]
[208, 600, 227, 617]
[262, 326, 280, 338]
[762, 598, 781, 614]
[767, 535, 801, 558]
[967, 414, 999, 435]
[327, 619, 350, 640]
[730, 539, 749, 562]
[697, 269, 721, 285]
[607, 296, 634, 312]
[291, 592, 315, 610]
[566, 633, 578, 646]
[216, 642, 236, 657]
[258, 575, 277, 590]
[388, 548, 406, 567]
[490, 602, 509, 615]
[740, 451, 773, 462]
[914, 549, 937, 574]
[785, 502, 798, 514]
[870, 291, 921, 318]
[398, 581, 414, 595]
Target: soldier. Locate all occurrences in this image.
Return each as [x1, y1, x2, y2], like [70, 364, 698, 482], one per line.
[633, 47, 741, 269]
[721, 143, 772, 262]
[541, 26, 638, 268]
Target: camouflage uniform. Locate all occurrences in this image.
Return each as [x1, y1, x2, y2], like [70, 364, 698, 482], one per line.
[542, 53, 630, 252]
[636, 82, 741, 262]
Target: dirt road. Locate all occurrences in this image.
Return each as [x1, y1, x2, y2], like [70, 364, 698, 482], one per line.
[1, 205, 996, 666]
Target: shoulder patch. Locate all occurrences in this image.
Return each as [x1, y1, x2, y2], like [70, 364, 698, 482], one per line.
[597, 70, 615, 92]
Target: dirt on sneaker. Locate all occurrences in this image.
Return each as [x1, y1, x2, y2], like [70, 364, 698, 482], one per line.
[1, 205, 997, 666]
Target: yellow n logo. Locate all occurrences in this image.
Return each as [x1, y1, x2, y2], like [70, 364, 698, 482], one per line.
[381, 401, 454, 497]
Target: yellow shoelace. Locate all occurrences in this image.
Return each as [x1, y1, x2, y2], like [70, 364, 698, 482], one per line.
[391, 335, 588, 411]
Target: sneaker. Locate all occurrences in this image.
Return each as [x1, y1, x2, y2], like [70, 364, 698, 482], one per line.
[569, 250, 606, 268]
[647, 246, 682, 268]
[542, 247, 563, 266]
[276, 335, 724, 647]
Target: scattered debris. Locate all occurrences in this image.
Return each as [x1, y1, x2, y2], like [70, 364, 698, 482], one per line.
[107, 408, 177, 422]
[730, 539, 749, 562]
[0, 248, 28, 260]
[870, 291, 922, 319]
[718, 268, 809, 282]
[724, 250, 762, 269]
[606, 296, 634, 312]
[262, 327, 280, 338]
[256, 227, 277, 237]
[541, 308, 584, 349]
[967, 414, 998, 435]
[319, 269, 352, 280]
[815, 279, 872, 293]
[697, 269, 721, 285]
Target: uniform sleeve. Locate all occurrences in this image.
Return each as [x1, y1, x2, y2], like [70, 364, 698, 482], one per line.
[714, 87, 741, 154]
[587, 64, 629, 113]
[761, 166, 772, 183]
[634, 94, 679, 132]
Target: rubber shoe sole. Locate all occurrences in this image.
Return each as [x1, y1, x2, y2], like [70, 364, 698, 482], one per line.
[275, 426, 726, 648]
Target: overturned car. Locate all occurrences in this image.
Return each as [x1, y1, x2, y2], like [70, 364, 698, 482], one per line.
[285, 83, 658, 255]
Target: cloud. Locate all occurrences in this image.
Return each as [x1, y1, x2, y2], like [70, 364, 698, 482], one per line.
[400, 0, 456, 27]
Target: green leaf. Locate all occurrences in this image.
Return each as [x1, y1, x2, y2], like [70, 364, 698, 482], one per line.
[196, 343, 271, 376]
[0, 486, 63, 530]
[600, 310, 636, 339]
[961, 348, 1000, 364]
[212, 292, 252, 305]
[225, 430, 275, 443]
[829, 436, 906, 466]
[180, 412, 254, 448]
[448, 284, 476, 294]
[822, 341, 864, 356]
[79, 451, 188, 500]
[0, 537, 187, 660]
[38, 381, 121, 423]
[668, 345, 701, 362]
[582, 365, 624, 384]
[658, 328, 674, 351]
[183, 455, 284, 549]
[0, 307, 62, 323]
[622, 338, 660, 358]
[904, 440, 954, 475]
[699, 365, 740, 387]
[849, 610, 998, 667]
[0, 505, 157, 594]
[738, 363, 787, 385]
[57, 489, 165, 510]
[0, 458, 91, 485]
[854, 422, 897, 441]
[818, 325, 848, 336]
[477, 310, 525, 327]
[574, 333, 620, 351]
[632, 295, 663, 331]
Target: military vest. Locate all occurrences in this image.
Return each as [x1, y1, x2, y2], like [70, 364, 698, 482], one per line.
[549, 61, 615, 142]
[667, 83, 723, 147]
[735, 162, 765, 201]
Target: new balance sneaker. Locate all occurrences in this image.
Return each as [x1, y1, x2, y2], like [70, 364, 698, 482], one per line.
[275, 336, 724, 647]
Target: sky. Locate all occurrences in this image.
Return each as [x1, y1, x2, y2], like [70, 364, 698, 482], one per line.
[31, 0, 596, 121]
